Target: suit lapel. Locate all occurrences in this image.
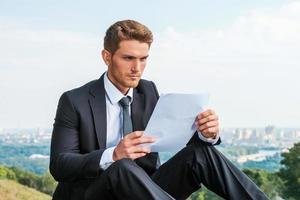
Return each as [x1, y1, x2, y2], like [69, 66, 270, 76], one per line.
[88, 74, 107, 148]
[88, 75, 147, 148]
[131, 89, 145, 131]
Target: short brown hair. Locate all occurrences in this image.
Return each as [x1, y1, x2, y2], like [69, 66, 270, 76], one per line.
[104, 20, 153, 54]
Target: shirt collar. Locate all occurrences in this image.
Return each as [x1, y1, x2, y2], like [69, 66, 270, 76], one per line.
[104, 72, 133, 105]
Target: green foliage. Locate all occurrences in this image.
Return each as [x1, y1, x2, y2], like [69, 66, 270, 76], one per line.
[0, 179, 51, 200]
[188, 186, 223, 200]
[0, 165, 16, 180]
[243, 168, 283, 199]
[279, 142, 300, 200]
[9, 166, 41, 190]
[37, 171, 57, 195]
[188, 168, 285, 200]
[2, 141, 299, 199]
[0, 165, 57, 196]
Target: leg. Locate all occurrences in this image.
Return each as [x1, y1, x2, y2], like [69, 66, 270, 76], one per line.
[151, 144, 269, 200]
[85, 158, 174, 200]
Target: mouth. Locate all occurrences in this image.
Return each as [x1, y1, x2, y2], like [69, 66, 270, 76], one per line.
[128, 74, 140, 80]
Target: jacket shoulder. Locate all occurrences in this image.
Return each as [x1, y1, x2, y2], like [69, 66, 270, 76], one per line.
[66, 79, 97, 95]
[58, 79, 98, 108]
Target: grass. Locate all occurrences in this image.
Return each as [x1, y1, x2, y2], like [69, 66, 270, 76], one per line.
[0, 179, 51, 200]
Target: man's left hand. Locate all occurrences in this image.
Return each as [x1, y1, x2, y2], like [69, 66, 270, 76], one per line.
[195, 109, 219, 139]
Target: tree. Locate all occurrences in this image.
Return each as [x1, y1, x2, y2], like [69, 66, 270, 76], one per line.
[37, 171, 57, 195]
[0, 165, 16, 180]
[9, 166, 57, 195]
[9, 166, 40, 189]
[243, 168, 283, 199]
[188, 186, 223, 200]
[279, 142, 300, 200]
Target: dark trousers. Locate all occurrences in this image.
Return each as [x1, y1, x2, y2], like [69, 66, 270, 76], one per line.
[85, 144, 269, 200]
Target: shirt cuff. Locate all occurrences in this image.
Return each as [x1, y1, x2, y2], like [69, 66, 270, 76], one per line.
[197, 131, 220, 145]
[99, 146, 116, 170]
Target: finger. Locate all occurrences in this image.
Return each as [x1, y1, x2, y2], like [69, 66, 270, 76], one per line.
[131, 136, 156, 145]
[197, 109, 215, 119]
[122, 135, 155, 148]
[200, 131, 214, 138]
[200, 131, 218, 139]
[197, 114, 218, 125]
[124, 131, 144, 139]
[198, 120, 218, 132]
[127, 146, 151, 154]
[201, 127, 219, 136]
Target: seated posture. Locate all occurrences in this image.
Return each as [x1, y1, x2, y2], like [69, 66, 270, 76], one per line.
[50, 20, 269, 200]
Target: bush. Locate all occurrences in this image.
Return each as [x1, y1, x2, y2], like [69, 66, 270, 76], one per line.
[0, 165, 57, 196]
[0, 165, 16, 180]
[243, 168, 283, 199]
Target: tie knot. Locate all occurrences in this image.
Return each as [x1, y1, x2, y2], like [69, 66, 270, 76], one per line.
[119, 96, 131, 107]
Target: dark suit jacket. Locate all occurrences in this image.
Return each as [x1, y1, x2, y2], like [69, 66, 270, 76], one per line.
[50, 73, 219, 199]
[50, 74, 160, 199]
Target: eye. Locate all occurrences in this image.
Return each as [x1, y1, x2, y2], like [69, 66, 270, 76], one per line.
[141, 57, 148, 62]
[123, 56, 134, 61]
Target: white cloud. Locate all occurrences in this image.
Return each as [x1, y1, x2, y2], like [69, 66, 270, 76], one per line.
[0, 22, 107, 128]
[146, 2, 300, 127]
[0, 2, 300, 128]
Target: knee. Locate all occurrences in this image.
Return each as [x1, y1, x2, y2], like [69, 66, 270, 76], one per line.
[190, 142, 217, 154]
[105, 158, 139, 183]
[189, 143, 221, 165]
[109, 158, 136, 172]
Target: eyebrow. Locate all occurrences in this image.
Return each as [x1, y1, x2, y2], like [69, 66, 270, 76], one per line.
[122, 54, 149, 59]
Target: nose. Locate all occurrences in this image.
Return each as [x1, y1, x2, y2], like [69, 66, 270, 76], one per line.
[131, 59, 141, 73]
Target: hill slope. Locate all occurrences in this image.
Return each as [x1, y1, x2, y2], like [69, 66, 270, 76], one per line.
[0, 179, 51, 200]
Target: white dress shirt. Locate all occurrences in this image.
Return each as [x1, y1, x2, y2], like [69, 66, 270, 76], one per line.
[99, 72, 219, 169]
[99, 72, 133, 169]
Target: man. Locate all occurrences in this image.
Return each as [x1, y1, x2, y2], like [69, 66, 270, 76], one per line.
[50, 20, 268, 200]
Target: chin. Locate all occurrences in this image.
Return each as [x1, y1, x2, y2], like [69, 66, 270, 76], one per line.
[126, 80, 140, 88]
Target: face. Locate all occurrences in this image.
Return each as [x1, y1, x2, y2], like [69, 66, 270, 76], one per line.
[102, 40, 149, 94]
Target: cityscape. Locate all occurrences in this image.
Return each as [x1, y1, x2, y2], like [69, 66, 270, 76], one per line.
[1, 126, 299, 174]
[218, 126, 300, 170]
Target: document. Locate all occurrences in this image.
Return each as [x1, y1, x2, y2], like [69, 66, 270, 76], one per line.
[144, 93, 209, 152]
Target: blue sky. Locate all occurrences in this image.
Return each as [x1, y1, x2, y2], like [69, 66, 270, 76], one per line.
[0, 0, 300, 128]
[0, 0, 295, 31]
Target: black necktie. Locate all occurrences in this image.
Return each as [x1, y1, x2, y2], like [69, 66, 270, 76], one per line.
[119, 97, 133, 137]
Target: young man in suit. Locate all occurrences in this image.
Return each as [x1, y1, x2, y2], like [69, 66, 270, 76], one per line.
[50, 20, 268, 200]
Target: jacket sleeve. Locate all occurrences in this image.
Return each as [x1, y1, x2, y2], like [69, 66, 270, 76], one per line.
[50, 92, 104, 182]
[187, 131, 222, 146]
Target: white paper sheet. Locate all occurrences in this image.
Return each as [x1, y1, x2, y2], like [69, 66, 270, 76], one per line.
[144, 93, 209, 152]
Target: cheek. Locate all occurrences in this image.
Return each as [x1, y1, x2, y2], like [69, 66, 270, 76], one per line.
[112, 61, 127, 74]
[140, 63, 146, 72]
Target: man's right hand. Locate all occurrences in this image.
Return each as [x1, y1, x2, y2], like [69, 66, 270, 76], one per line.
[113, 131, 155, 161]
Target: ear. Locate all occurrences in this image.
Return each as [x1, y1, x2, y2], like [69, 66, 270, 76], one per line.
[101, 49, 112, 66]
